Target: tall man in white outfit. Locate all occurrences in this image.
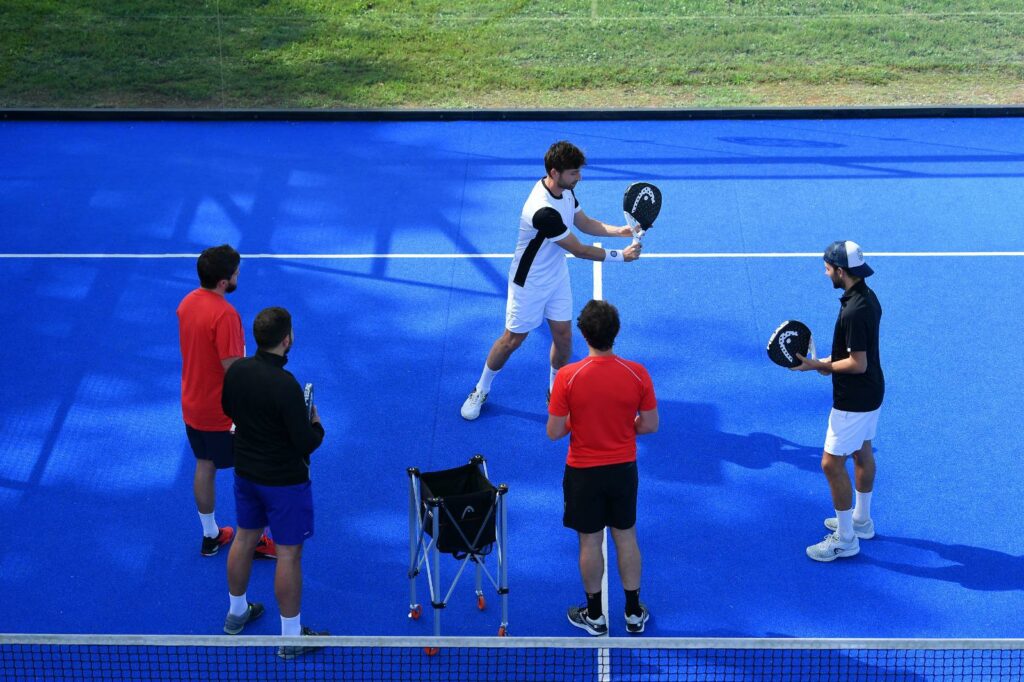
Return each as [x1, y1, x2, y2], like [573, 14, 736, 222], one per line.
[461, 140, 642, 420]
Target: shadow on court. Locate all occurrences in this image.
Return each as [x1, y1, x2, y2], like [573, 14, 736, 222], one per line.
[864, 536, 1024, 592]
[644, 399, 822, 485]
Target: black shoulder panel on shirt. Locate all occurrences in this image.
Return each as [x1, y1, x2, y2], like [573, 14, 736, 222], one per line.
[532, 206, 568, 239]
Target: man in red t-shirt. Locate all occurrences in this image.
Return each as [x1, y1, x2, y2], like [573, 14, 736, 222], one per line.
[177, 244, 274, 559]
[547, 299, 659, 636]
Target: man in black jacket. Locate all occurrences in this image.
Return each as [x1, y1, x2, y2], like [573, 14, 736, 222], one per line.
[221, 307, 326, 655]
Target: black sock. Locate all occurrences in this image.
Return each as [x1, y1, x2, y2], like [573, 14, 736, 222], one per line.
[625, 589, 641, 616]
[585, 591, 602, 620]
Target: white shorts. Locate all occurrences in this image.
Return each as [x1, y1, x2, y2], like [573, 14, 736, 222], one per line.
[824, 407, 880, 457]
[505, 275, 572, 333]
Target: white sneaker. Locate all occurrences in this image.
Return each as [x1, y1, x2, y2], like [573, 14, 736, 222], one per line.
[824, 516, 875, 539]
[806, 532, 859, 562]
[460, 389, 487, 420]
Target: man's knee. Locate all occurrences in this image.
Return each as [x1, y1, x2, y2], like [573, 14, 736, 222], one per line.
[500, 331, 527, 352]
[821, 452, 847, 477]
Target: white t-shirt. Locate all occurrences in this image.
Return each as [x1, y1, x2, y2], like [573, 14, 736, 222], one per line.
[508, 179, 581, 290]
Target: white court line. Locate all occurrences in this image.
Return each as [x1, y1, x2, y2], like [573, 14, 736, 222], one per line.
[0, 251, 1022, 260]
[592, 243, 611, 682]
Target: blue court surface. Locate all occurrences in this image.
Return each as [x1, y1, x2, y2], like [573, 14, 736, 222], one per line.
[1, 117, 1023, 640]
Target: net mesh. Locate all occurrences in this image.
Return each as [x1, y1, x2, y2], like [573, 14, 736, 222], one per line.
[3, 636, 1024, 681]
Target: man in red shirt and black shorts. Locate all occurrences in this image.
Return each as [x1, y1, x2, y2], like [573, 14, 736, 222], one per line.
[177, 244, 274, 559]
[547, 299, 659, 635]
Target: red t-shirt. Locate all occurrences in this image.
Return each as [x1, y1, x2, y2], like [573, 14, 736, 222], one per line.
[177, 288, 245, 431]
[548, 355, 657, 468]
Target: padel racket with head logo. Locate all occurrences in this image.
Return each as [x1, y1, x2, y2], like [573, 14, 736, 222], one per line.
[623, 182, 662, 243]
[303, 383, 315, 422]
[767, 320, 816, 368]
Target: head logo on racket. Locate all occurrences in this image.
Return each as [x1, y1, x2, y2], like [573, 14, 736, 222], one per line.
[623, 182, 662, 241]
[767, 320, 815, 369]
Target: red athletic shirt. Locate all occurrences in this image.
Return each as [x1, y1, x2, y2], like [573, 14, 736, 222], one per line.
[548, 355, 657, 468]
[177, 288, 245, 431]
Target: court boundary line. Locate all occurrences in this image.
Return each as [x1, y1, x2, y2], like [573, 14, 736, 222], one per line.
[1, 251, 1022, 260]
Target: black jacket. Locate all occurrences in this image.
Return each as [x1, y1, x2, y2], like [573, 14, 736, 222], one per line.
[222, 350, 324, 486]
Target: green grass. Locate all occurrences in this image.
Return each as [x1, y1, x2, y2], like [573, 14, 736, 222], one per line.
[2, 0, 1024, 108]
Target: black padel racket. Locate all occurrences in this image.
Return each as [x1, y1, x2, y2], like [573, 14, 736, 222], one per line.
[623, 182, 662, 243]
[767, 320, 816, 368]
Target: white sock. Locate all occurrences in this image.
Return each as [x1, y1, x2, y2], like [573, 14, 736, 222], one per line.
[281, 614, 302, 636]
[228, 592, 248, 617]
[836, 508, 855, 542]
[476, 365, 499, 395]
[549, 366, 558, 392]
[853, 491, 872, 524]
[200, 512, 218, 538]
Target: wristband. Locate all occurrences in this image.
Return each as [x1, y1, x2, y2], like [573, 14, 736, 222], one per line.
[604, 248, 624, 263]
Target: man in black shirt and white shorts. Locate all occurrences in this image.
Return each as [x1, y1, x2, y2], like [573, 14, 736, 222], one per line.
[792, 241, 884, 562]
[461, 140, 642, 420]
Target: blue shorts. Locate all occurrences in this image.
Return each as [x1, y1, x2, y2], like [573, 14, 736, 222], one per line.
[234, 474, 314, 546]
[185, 426, 234, 470]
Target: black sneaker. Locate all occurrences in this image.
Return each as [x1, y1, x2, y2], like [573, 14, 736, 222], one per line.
[625, 603, 650, 634]
[567, 605, 607, 636]
[223, 602, 265, 635]
[201, 527, 235, 557]
[277, 625, 330, 660]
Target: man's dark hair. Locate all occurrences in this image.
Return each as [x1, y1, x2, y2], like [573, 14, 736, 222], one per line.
[197, 244, 240, 289]
[577, 299, 620, 351]
[544, 140, 586, 174]
[253, 307, 292, 350]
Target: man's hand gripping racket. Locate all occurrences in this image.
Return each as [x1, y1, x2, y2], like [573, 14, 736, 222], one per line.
[623, 182, 662, 245]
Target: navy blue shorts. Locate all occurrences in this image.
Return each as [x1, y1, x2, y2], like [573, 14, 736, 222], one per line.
[185, 425, 234, 470]
[234, 474, 314, 546]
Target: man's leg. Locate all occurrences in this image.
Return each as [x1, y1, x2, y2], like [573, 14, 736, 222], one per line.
[609, 526, 641, 592]
[194, 458, 217, 515]
[462, 330, 528, 420]
[577, 531, 605, 621]
[485, 329, 529, 374]
[852, 440, 875, 523]
[227, 528, 262, 596]
[547, 319, 572, 391]
[223, 527, 265, 634]
[275, 543, 304, 631]
[821, 451, 853, 513]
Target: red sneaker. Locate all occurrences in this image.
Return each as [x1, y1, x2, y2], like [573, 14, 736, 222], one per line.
[254, 533, 277, 559]
[201, 526, 235, 556]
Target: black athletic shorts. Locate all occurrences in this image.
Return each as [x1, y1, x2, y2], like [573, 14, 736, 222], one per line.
[185, 425, 234, 470]
[562, 461, 638, 534]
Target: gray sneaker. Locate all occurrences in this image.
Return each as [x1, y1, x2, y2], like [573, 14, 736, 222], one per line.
[223, 602, 265, 635]
[625, 604, 650, 634]
[277, 625, 330, 660]
[806, 532, 860, 562]
[567, 605, 607, 636]
[460, 389, 487, 420]
[824, 517, 875, 539]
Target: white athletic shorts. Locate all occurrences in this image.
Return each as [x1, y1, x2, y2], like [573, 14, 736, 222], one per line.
[824, 407, 880, 457]
[505, 274, 572, 333]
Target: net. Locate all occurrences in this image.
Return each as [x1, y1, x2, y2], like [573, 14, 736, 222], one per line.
[3, 635, 1024, 681]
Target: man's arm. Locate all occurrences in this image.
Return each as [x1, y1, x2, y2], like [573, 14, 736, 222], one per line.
[555, 232, 641, 262]
[573, 210, 633, 238]
[635, 408, 659, 434]
[282, 381, 325, 455]
[792, 351, 866, 375]
[221, 356, 241, 371]
[547, 414, 569, 440]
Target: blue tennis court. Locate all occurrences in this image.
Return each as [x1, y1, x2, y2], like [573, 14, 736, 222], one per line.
[2, 116, 1023, 641]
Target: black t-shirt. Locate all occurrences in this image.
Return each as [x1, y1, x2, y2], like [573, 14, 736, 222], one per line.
[222, 350, 325, 486]
[831, 280, 885, 412]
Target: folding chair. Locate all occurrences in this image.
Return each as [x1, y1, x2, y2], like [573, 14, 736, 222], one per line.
[407, 455, 509, 636]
